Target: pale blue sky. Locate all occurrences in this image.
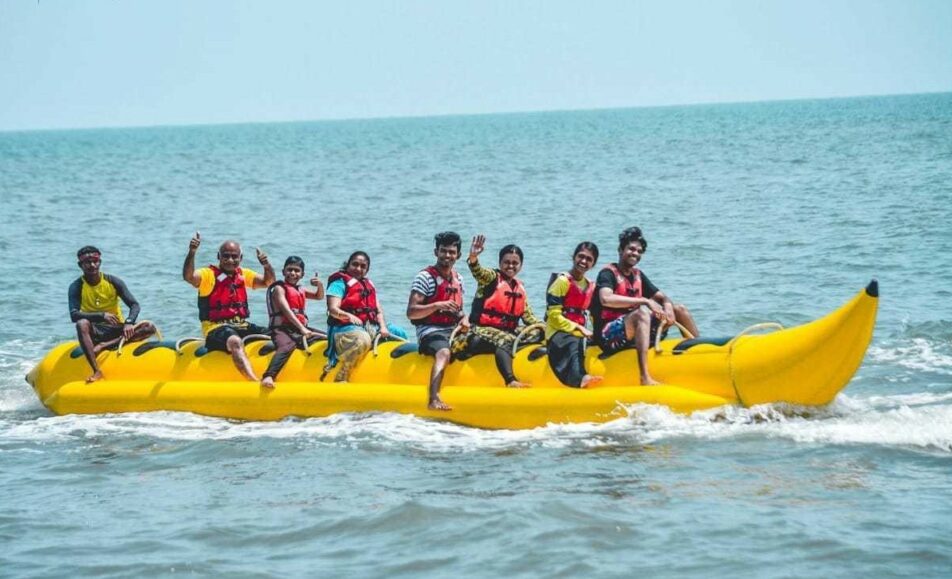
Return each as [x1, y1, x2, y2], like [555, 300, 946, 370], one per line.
[2, 0, 950, 131]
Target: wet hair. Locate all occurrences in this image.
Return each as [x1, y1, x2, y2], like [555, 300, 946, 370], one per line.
[618, 227, 648, 252]
[434, 231, 461, 251]
[573, 241, 599, 263]
[341, 251, 370, 272]
[77, 246, 101, 259]
[498, 244, 524, 264]
[283, 255, 305, 270]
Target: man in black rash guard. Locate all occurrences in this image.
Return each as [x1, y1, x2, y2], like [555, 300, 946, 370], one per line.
[590, 227, 699, 385]
[68, 246, 157, 383]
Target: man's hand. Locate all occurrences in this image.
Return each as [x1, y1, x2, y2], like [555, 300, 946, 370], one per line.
[255, 247, 270, 266]
[458, 317, 471, 333]
[103, 313, 121, 325]
[379, 326, 391, 340]
[662, 302, 676, 325]
[310, 272, 322, 287]
[646, 300, 665, 320]
[122, 324, 135, 340]
[579, 326, 594, 340]
[434, 300, 460, 314]
[189, 231, 201, 253]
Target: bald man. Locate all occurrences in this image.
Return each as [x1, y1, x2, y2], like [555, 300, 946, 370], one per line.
[182, 232, 275, 381]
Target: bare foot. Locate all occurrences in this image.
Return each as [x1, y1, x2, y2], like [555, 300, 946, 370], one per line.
[85, 371, 103, 384]
[506, 380, 531, 388]
[428, 398, 453, 411]
[260, 376, 275, 389]
[92, 344, 105, 355]
[640, 375, 661, 386]
[580, 374, 603, 389]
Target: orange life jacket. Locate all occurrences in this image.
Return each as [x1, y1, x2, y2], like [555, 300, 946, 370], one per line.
[198, 265, 250, 322]
[412, 266, 463, 327]
[266, 280, 308, 328]
[597, 263, 643, 323]
[551, 272, 594, 326]
[470, 272, 526, 332]
[327, 271, 379, 327]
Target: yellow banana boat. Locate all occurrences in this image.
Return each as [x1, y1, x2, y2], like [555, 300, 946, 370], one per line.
[26, 281, 878, 429]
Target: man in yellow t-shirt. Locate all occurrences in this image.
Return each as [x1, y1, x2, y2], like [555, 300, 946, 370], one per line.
[182, 232, 275, 381]
[69, 246, 157, 383]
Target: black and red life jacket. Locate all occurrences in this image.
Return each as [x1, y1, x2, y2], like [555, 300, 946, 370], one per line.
[198, 265, 250, 322]
[597, 263, 643, 323]
[548, 272, 594, 326]
[266, 280, 308, 328]
[469, 272, 526, 332]
[327, 271, 379, 327]
[412, 266, 463, 327]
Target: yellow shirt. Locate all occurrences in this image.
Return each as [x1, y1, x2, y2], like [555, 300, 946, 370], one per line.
[197, 267, 259, 335]
[545, 274, 589, 339]
[80, 275, 124, 322]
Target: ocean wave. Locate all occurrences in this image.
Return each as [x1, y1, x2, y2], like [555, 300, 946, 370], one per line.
[868, 338, 952, 375]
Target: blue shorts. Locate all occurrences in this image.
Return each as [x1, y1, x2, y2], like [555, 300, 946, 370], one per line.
[599, 315, 666, 353]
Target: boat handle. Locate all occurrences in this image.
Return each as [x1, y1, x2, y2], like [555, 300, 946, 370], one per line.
[727, 322, 784, 347]
[174, 336, 204, 355]
[373, 332, 407, 357]
[512, 323, 546, 357]
[654, 321, 696, 353]
[242, 334, 272, 347]
[116, 320, 162, 356]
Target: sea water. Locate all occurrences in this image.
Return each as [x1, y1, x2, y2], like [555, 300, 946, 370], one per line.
[1, 93, 950, 578]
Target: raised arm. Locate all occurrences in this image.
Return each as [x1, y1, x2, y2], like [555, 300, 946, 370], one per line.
[182, 232, 203, 288]
[251, 247, 275, 289]
[305, 271, 325, 300]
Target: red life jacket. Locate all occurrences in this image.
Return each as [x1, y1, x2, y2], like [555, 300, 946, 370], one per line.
[266, 280, 308, 328]
[198, 265, 250, 322]
[412, 266, 463, 327]
[327, 271, 379, 327]
[551, 272, 594, 325]
[470, 272, 526, 332]
[598, 263, 643, 323]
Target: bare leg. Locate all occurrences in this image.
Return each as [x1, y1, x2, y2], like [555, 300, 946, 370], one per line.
[428, 348, 453, 411]
[92, 336, 122, 354]
[673, 304, 700, 338]
[226, 335, 258, 381]
[130, 322, 158, 343]
[76, 319, 103, 383]
[631, 309, 660, 385]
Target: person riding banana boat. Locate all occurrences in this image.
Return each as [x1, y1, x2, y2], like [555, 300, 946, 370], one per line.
[459, 234, 543, 388]
[260, 256, 327, 389]
[591, 226, 700, 385]
[407, 231, 469, 411]
[69, 246, 157, 383]
[182, 232, 275, 382]
[544, 241, 603, 389]
[324, 251, 408, 382]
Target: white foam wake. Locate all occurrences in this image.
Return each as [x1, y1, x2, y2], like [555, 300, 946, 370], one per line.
[2, 392, 950, 454]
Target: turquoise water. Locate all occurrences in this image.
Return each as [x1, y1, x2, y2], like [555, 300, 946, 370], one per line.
[1, 93, 951, 577]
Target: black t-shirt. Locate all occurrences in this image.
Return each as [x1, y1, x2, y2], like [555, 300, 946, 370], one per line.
[591, 265, 659, 334]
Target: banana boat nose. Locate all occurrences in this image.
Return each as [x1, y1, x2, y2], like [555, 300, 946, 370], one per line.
[730, 280, 879, 407]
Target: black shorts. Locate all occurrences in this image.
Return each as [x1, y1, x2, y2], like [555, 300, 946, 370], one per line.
[206, 323, 268, 352]
[90, 322, 123, 344]
[418, 328, 454, 356]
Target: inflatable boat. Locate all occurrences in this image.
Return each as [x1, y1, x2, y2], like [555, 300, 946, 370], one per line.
[26, 281, 879, 429]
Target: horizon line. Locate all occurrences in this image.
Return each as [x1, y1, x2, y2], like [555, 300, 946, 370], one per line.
[2, 88, 949, 135]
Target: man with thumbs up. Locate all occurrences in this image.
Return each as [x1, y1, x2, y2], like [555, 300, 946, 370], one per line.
[182, 232, 275, 381]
